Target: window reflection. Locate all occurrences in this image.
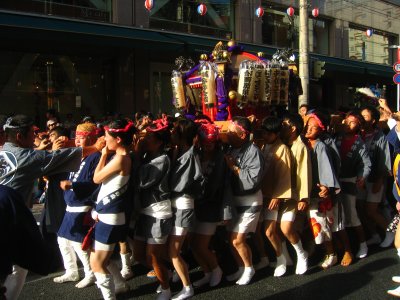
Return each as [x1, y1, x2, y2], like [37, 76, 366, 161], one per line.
[349, 27, 393, 65]
[261, 8, 329, 55]
[149, 0, 233, 39]
[0, 0, 112, 23]
[0, 51, 113, 120]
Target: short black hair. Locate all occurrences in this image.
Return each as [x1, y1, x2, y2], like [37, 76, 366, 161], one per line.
[146, 129, 171, 147]
[4, 115, 34, 140]
[283, 113, 304, 135]
[261, 116, 282, 134]
[49, 126, 68, 138]
[174, 119, 198, 146]
[360, 105, 380, 125]
[232, 116, 252, 134]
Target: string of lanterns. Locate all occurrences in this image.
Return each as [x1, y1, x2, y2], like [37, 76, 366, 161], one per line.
[144, 1, 374, 37]
[145, 0, 208, 16]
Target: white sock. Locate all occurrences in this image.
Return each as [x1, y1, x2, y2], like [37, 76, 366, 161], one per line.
[397, 248, 400, 257]
[210, 266, 223, 287]
[292, 240, 305, 256]
[277, 254, 286, 265]
[236, 266, 255, 285]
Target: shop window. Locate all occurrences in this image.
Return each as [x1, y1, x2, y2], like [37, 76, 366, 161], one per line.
[349, 27, 394, 65]
[0, 0, 112, 23]
[0, 51, 114, 124]
[261, 8, 329, 55]
[149, 0, 233, 39]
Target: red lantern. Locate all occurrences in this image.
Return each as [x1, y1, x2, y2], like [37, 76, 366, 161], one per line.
[255, 7, 264, 18]
[286, 6, 295, 17]
[197, 3, 207, 16]
[144, 0, 153, 11]
[312, 7, 319, 18]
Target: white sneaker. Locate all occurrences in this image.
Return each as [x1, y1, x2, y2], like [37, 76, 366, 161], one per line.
[157, 288, 172, 300]
[320, 254, 338, 269]
[120, 267, 134, 280]
[53, 272, 79, 283]
[366, 234, 381, 246]
[356, 244, 368, 259]
[236, 267, 255, 285]
[393, 276, 400, 283]
[295, 252, 308, 275]
[156, 284, 162, 294]
[380, 232, 395, 248]
[193, 274, 210, 288]
[254, 257, 269, 271]
[171, 285, 194, 300]
[388, 286, 400, 297]
[274, 255, 287, 277]
[209, 266, 223, 287]
[75, 274, 96, 288]
[226, 268, 243, 282]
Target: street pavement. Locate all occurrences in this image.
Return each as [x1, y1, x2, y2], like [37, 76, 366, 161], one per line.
[25, 204, 400, 300]
[19, 238, 400, 300]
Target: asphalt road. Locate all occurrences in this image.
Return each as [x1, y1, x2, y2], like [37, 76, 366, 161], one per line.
[19, 240, 400, 300]
[26, 204, 400, 300]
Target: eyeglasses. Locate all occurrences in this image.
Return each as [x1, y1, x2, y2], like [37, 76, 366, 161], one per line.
[48, 123, 56, 127]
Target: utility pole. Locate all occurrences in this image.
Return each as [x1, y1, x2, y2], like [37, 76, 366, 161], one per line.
[298, 0, 309, 107]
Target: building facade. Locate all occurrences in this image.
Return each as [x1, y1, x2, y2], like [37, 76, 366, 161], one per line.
[0, 0, 398, 125]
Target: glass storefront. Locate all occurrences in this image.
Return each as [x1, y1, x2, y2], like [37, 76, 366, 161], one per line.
[349, 27, 394, 65]
[261, 8, 329, 55]
[0, 0, 112, 23]
[149, 0, 233, 39]
[0, 51, 115, 125]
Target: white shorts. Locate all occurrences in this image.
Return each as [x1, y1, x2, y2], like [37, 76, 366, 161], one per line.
[365, 182, 384, 203]
[171, 226, 188, 236]
[93, 240, 116, 251]
[194, 221, 218, 235]
[264, 199, 297, 222]
[229, 211, 260, 233]
[342, 193, 361, 227]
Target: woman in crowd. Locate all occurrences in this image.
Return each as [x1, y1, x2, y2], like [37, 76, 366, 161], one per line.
[169, 118, 204, 300]
[134, 119, 173, 300]
[190, 120, 225, 288]
[91, 119, 135, 300]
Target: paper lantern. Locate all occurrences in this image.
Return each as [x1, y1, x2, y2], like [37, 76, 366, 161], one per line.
[255, 7, 264, 18]
[312, 8, 319, 18]
[287, 6, 295, 17]
[197, 3, 207, 16]
[366, 28, 373, 37]
[144, 0, 153, 11]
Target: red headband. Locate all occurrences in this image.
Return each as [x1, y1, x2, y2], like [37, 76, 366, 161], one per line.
[307, 114, 325, 131]
[146, 119, 169, 132]
[231, 121, 249, 134]
[75, 130, 97, 137]
[104, 121, 134, 133]
[198, 123, 219, 142]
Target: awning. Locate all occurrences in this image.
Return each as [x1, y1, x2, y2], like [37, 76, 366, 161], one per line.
[310, 53, 393, 78]
[0, 9, 394, 78]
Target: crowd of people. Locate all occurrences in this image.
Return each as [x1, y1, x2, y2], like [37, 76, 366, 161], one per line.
[2, 98, 400, 300]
